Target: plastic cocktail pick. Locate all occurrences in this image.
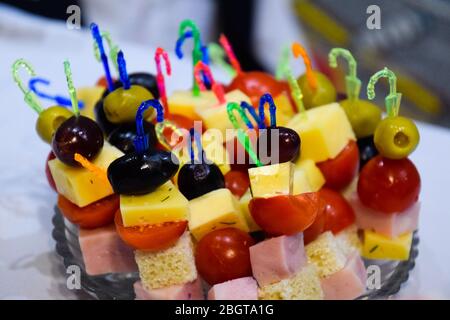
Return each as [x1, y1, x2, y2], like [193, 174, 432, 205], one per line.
[285, 69, 305, 114]
[12, 59, 44, 114]
[63, 60, 80, 117]
[177, 20, 203, 96]
[208, 42, 237, 78]
[155, 120, 187, 151]
[227, 102, 262, 167]
[186, 128, 204, 164]
[329, 48, 361, 102]
[94, 31, 120, 74]
[134, 99, 164, 154]
[90, 23, 114, 92]
[194, 61, 226, 105]
[154, 47, 172, 116]
[367, 67, 401, 117]
[239, 101, 261, 129]
[292, 42, 317, 91]
[29, 77, 84, 109]
[117, 51, 131, 90]
[258, 93, 277, 128]
[219, 34, 242, 75]
[275, 45, 290, 80]
[74, 153, 109, 183]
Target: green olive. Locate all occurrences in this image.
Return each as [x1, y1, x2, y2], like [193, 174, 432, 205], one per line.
[297, 71, 336, 109]
[374, 116, 419, 159]
[36, 106, 73, 143]
[340, 99, 382, 139]
[103, 85, 154, 123]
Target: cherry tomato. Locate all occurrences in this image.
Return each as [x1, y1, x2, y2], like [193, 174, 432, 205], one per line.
[195, 228, 254, 285]
[303, 196, 326, 245]
[57, 194, 119, 228]
[114, 210, 187, 251]
[96, 76, 116, 88]
[45, 151, 57, 192]
[249, 193, 320, 236]
[224, 170, 250, 198]
[227, 71, 286, 106]
[317, 140, 359, 190]
[358, 155, 420, 213]
[319, 188, 355, 234]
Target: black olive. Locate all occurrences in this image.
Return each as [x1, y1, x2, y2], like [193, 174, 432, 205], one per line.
[108, 121, 157, 154]
[177, 162, 225, 200]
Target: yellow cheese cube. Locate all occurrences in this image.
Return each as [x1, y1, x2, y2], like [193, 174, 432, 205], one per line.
[49, 142, 123, 207]
[168, 90, 217, 119]
[293, 167, 313, 195]
[188, 188, 249, 240]
[287, 103, 356, 162]
[272, 92, 296, 127]
[78, 86, 105, 120]
[239, 189, 261, 232]
[120, 181, 188, 227]
[295, 159, 325, 192]
[248, 162, 294, 198]
[196, 90, 251, 137]
[362, 230, 412, 261]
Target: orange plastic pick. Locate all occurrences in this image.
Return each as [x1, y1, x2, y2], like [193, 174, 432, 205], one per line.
[292, 42, 317, 91]
[74, 153, 109, 183]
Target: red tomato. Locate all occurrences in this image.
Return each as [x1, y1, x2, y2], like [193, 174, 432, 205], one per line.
[317, 140, 359, 190]
[303, 196, 327, 245]
[358, 156, 421, 213]
[224, 170, 250, 198]
[114, 211, 187, 251]
[249, 193, 320, 236]
[45, 151, 57, 192]
[195, 228, 254, 285]
[227, 71, 286, 106]
[319, 188, 355, 234]
[58, 194, 119, 228]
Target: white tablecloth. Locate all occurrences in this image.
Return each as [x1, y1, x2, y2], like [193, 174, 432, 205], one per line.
[0, 6, 449, 299]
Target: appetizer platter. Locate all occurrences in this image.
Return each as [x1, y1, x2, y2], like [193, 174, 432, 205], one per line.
[13, 20, 421, 300]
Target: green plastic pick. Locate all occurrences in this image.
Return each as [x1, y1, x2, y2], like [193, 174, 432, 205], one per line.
[63, 60, 80, 117]
[367, 67, 401, 117]
[275, 45, 290, 80]
[93, 31, 120, 74]
[12, 59, 44, 114]
[208, 43, 236, 78]
[178, 20, 202, 96]
[329, 48, 361, 102]
[227, 102, 262, 167]
[286, 69, 305, 115]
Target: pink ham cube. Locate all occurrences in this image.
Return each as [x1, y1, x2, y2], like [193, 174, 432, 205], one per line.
[349, 192, 420, 238]
[250, 233, 307, 286]
[79, 225, 138, 275]
[134, 279, 204, 300]
[321, 252, 367, 300]
[208, 277, 258, 300]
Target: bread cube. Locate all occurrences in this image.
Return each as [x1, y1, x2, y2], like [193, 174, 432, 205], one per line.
[135, 231, 197, 289]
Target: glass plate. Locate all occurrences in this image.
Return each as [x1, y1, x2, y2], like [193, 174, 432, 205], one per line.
[51, 207, 419, 300]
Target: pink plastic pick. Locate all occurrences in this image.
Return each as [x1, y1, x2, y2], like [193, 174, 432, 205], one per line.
[154, 47, 172, 116]
[194, 61, 226, 105]
[219, 34, 242, 75]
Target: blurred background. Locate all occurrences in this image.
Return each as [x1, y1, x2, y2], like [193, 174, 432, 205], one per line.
[1, 0, 450, 127]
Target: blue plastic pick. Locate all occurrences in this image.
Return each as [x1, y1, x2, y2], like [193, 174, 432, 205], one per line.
[134, 99, 164, 154]
[186, 128, 204, 164]
[90, 23, 114, 92]
[29, 77, 84, 108]
[258, 93, 277, 128]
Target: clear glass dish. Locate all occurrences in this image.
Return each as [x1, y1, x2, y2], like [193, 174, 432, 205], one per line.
[51, 207, 419, 300]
